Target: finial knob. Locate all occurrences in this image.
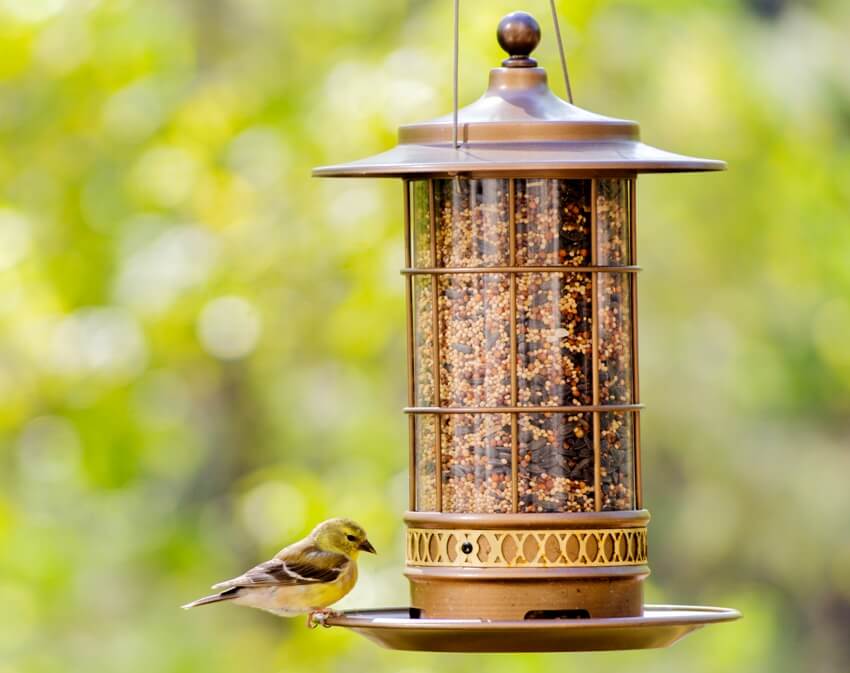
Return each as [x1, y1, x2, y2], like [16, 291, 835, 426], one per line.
[497, 11, 541, 68]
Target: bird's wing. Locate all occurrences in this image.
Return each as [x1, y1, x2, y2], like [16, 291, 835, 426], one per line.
[212, 544, 349, 590]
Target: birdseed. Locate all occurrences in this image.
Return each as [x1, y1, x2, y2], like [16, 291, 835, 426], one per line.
[411, 178, 636, 513]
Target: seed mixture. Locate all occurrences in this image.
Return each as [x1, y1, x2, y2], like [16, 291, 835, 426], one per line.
[599, 412, 635, 511]
[596, 179, 630, 267]
[414, 415, 438, 511]
[411, 178, 635, 513]
[441, 413, 513, 513]
[435, 179, 509, 268]
[518, 412, 595, 513]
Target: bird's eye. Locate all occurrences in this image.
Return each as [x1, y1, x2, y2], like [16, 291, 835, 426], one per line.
[346, 534, 357, 542]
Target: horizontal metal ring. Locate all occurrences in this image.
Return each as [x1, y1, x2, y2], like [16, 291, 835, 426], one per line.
[401, 265, 641, 275]
[404, 404, 643, 415]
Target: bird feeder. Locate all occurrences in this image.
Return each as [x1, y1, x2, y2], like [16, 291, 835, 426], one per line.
[313, 9, 739, 652]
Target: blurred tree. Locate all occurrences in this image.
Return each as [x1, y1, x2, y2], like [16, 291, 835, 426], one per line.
[0, 1, 848, 672]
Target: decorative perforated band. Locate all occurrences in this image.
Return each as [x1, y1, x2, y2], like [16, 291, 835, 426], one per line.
[406, 527, 648, 568]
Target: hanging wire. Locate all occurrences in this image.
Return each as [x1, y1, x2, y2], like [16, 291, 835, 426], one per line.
[549, 0, 574, 103]
[452, 0, 460, 148]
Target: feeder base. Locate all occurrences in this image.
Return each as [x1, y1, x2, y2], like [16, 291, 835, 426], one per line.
[321, 605, 741, 652]
[405, 510, 652, 620]
[407, 566, 647, 619]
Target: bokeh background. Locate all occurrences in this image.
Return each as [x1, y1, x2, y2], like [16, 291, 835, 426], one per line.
[1, 0, 849, 671]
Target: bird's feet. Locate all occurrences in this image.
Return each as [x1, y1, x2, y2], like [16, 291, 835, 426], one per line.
[307, 609, 339, 629]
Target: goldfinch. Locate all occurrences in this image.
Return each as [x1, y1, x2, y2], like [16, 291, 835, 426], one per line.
[182, 518, 376, 626]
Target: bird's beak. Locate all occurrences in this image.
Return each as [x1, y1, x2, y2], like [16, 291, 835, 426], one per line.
[359, 539, 377, 554]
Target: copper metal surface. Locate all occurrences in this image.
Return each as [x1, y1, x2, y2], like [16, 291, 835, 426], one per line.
[428, 179, 443, 512]
[630, 177, 643, 509]
[408, 565, 648, 580]
[404, 180, 416, 510]
[401, 264, 641, 275]
[404, 404, 643, 414]
[321, 606, 742, 652]
[404, 511, 651, 619]
[508, 178, 519, 513]
[591, 178, 602, 512]
[497, 11, 541, 68]
[405, 509, 650, 529]
[313, 66, 725, 177]
[407, 572, 646, 620]
[406, 526, 648, 567]
[314, 134, 724, 178]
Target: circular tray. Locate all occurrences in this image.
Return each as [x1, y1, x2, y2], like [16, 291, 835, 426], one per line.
[323, 605, 741, 652]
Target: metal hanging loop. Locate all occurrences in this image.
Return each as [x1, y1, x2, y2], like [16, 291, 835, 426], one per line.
[452, 2, 575, 149]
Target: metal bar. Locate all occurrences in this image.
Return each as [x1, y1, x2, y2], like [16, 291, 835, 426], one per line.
[393, 171, 639, 180]
[402, 265, 642, 276]
[629, 176, 642, 509]
[591, 179, 602, 512]
[549, 0, 574, 103]
[404, 180, 416, 511]
[509, 178, 519, 513]
[509, 183, 517, 274]
[404, 403, 644, 415]
[452, 0, 460, 148]
[429, 179, 443, 512]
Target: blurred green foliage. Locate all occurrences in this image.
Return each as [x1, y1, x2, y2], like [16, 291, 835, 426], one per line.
[0, 0, 849, 671]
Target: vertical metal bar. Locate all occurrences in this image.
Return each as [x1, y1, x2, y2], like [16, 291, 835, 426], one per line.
[591, 179, 602, 512]
[429, 179, 443, 512]
[509, 179, 519, 513]
[629, 177, 642, 510]
[404, 180, 416, 511]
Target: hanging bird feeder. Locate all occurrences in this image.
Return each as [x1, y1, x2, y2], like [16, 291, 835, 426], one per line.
[313, 6, 739, 652]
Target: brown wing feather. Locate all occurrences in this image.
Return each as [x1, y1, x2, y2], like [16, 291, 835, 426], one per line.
[282, 559, 345, 583]
[212, 542, 349, 590]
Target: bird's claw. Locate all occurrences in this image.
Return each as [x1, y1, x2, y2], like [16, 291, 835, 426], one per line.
[307, 609, 337, 629]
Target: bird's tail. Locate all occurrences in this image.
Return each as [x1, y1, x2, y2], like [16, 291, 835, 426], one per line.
[181, 588, 239, 610]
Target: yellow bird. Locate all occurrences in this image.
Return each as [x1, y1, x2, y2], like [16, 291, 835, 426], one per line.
[182, 518, 376, 626]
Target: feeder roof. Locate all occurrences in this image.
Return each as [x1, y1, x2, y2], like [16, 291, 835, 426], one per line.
[314, 14, 724, 178]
